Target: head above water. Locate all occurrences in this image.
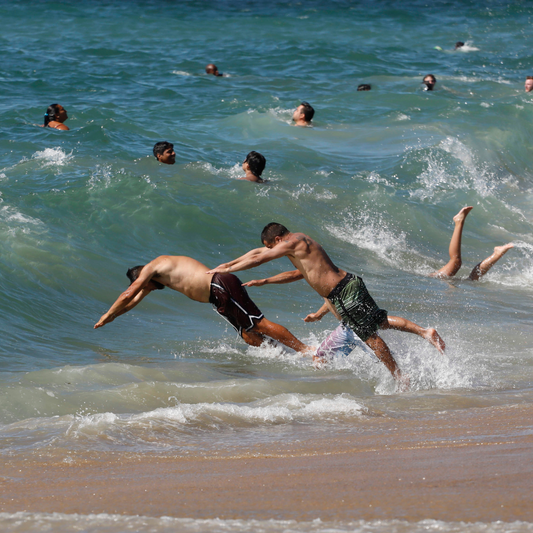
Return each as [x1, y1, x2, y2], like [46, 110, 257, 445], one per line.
[205, 63, 222, 76]
[295, 101, 314, 123]
[423, 74, 437, 90]
[261, 222, 289, 246]
[244, 151, 266, 177]
[525, 76, 533, 93]
[44, 103, 67, 127]
[357, 84, 371, 91]
[127, 265, 165, 290]
[153, 141, 175, 164]
[455, 41, 465, 50]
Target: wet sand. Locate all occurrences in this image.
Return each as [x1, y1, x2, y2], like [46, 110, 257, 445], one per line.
[1, 403, 532, 522]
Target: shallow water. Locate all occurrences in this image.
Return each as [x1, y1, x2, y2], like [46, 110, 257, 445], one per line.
[1, 0, 533, 529]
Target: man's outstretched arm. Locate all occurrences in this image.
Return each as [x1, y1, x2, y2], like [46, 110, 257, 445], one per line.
[94, 265, 155, 329]
[243, 270, 304, 287]
[208, 242, 293, 274]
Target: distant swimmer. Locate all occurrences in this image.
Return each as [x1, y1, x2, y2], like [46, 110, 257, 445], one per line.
[423, 74, 437, 91]
[43, 104, 69, 130]
[430, 206, 514, 281]
[153, 141, 176, 165]
[455, 41, 465, 50]
[241, 151, 267, 183]
[94, 255, 312, 354]
[357, 84, 371, 91]
[292, 101, 314, 127]
[207, 223, 445, 386]
[525, 76, 533, 93]
[205, 63, 223, 76]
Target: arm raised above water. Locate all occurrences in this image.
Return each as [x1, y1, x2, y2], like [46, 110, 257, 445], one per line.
[208, 241, 294, 274]
[243, 270, 304, 287]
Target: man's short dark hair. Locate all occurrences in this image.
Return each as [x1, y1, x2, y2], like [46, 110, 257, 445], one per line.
[527, 76, 533, 80]
[357, 84, 371, 91]
[455, 41, 465, 49]
[261, 222, 289, 245]
[127, 265, 164, 290]
[300, 102, 315, 121]
[245, 151, 266, 177]
[153, 141, 173, 159]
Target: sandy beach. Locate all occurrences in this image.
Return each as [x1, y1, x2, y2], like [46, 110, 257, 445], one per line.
[2, 403, 532, 523]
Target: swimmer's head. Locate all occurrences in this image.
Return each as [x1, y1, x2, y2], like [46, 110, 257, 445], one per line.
[44, 103, 67, 126]
[127, 265, 165, 290]
[423, 74, 437, 90]
[261, 222, 289, 247]
[525, 76, 533, 93]
[153, 141, 176, 165]
[206, 64, 222, 76]
[455, 41, 465, 50]
[243, 151, 266, 177]
[293, 102, 314, 124]
[357, 84, 371, 91]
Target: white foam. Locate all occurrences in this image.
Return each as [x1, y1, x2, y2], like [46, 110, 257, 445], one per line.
[0, 513, 531, 533]
[32, 147, 72, 167]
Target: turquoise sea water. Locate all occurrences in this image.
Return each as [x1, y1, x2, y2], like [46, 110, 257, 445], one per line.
[2, 0, 533, 530]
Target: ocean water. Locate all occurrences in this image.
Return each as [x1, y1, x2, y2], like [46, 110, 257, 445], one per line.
[2, 0, 533, 530]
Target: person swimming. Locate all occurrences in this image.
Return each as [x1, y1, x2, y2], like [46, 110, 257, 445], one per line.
[241, 151, 267, 183]
[43, 104, 69, 130]
[423, 74, 437, 91]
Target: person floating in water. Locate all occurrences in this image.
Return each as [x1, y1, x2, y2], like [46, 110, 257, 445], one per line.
[205, 64, 223, 76]
[153, 141, 176, 165]
[207, 223, 445, 386]
[292, 102, 314, 126]
[241, 151, 267, 183]
[430, 206, 514, 281]
[357, 84, 371, 91]
[423, 74, 437, 91]
[94, 255, 312, 354]
[43, 104, 69, 130]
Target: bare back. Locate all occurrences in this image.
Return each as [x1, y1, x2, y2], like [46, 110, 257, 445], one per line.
[282, 233, 346, 297]
[149, 256, 213, 303]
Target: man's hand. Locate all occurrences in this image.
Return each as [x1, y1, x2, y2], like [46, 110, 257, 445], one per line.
[206, 264, 230, 274]
[304, 312, 323, 323]
[242, 279, 266, 287]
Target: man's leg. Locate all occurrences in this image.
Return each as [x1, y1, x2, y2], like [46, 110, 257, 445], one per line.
[468, 243, 514, 281]
[381, 316, 445, 353]
[247, 317, 311, 353]
[365, 333, 406, 385]
[430, 206, 473, 278]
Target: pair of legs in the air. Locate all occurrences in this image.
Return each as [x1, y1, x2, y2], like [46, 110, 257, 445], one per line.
[430, 206, 514, 280]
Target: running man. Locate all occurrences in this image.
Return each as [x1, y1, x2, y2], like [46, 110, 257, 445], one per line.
[207, 224, 445, 384]
[430, 206, 514, 280]
[94, 255, 311, 354]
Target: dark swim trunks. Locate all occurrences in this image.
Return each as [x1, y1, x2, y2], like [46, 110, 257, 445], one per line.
[327, 273, 387, 342]
[209, 272, 264, 336]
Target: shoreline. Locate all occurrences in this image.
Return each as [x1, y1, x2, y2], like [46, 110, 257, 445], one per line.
[2, 403, 532, 522]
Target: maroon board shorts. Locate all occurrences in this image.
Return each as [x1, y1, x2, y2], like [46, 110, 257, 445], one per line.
[209, 272, 264, 336]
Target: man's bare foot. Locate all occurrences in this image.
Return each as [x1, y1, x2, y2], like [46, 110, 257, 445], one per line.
[453, 206, 474, 224]
[312, 354, 326, 369]
[423, 327, 445, 354]
[494, 243, 514, 257]
[395, 371, 410, 392]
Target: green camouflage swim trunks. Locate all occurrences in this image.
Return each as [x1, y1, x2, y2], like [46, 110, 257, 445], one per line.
[327, 273, 387, 342]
